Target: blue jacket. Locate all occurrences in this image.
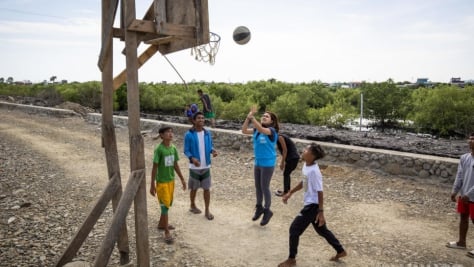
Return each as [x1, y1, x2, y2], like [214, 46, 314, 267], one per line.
[184, 128, 214, 166]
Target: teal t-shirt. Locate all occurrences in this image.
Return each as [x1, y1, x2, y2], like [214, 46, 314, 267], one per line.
[153, 143, 180, 183]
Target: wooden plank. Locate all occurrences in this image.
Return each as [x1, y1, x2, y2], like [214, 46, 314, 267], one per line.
[100, 18, 131, 265]
[54, 175, 120, 267]
[93, 170, 146, 267]
[112, 45, 160, 91]
[123, 1, 150, 266]
[144, 36, 175, 45]
[154, 0, 166, 33]
[129, 19, 196, 38]
[199, 0, 210, 44]
[97, 0, 119, 71]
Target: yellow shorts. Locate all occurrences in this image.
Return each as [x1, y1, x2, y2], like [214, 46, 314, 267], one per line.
[156, 181, 174, 208]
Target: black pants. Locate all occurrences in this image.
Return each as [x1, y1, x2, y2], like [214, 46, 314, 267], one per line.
[288, 204, 344, 259]
[283, 158, 299, 193]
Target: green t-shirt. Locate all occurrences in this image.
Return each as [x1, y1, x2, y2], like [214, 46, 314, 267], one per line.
[153, 143, 180, 183]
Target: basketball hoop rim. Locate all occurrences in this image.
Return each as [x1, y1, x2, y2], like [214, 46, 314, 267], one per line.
[209, 31, 221, 43]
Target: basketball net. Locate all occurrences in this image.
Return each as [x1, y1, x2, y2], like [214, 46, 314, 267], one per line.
[191, 32, 221, 65]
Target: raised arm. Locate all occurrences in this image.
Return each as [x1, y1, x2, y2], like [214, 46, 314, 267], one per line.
[242, 105, 257, 134]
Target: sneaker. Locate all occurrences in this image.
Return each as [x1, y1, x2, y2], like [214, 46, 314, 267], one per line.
[275, 190, 284, 197]
[252, 205, 264, 221]
[260, 208, 273, 226]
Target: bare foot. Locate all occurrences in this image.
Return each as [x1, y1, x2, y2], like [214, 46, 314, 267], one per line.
[278, 258, 296, 267]
[330, 251, 347, 261]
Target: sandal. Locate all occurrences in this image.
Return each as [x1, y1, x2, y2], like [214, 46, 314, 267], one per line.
[164, 235, 175, 244]
[205, 213, 214, 220]
[467, 250, 474, 258]
[189, 207, 202, 214]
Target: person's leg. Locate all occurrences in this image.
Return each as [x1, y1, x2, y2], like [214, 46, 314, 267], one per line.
[260, 166, 274, 209]
[281, 205, 315, 265]
[188, 171, 202, 213]
[260, 167, 275, 226]
[189, 189, 202, 213]
[254, 167, 263, 206]
[252, 167, 264, 221]
[203, 189, 214, 220]
[312, 217, 346, 260]
[454, 198, 470, 247]
[458, 213, 469, 246]
[283, 159, 298, 193]
[157, 182, 175, 230]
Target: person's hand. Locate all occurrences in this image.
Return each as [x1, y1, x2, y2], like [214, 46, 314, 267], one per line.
[279, 161, 285, 171]
[149, 182, 156, 196]
[191, 158, 201, 167]
[315, 211, 325, 227]
[212, 150, 218, 157]
[450, 193, 457, 202]
[247, 105, 257, 118]
[282, 192, 291, 204]
[181, 179, 187, 191]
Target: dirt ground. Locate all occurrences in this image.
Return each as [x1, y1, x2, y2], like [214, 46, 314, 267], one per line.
[1, 109, 473, 267]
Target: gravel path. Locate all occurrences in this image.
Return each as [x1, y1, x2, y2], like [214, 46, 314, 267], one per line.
[1, 109, 473, 267]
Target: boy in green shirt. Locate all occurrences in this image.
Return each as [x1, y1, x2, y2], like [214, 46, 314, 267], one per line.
[149, 126, 186, 244]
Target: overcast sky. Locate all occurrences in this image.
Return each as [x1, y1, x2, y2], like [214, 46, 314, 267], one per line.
[0, 0, 473, 84]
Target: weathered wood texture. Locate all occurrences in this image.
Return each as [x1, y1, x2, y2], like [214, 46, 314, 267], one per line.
[100, 5, 131, 264]
[54, 175, 120, 267]
[93, 170, 146, 267]
[123, 0, 150, 266]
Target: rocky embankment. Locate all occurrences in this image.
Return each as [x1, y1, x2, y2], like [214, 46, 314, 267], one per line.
[1, 95, 468, 159]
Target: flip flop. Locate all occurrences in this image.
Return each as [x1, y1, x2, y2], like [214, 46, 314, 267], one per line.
[205, 213, 214, 220]
[164, 235, 175, 244]
[157, 224, 175, 231]
[446, 241, 466, 250]
[189, 207, 202, 214]
[467, 250, 474, 258]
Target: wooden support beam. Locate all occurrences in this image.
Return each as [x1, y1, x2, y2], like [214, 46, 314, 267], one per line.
[54, 175, 120, 267]
[100, 7, 131, 264]
[123, 0, 150, 266]
[112, 45, 160, 91]
[97, 0, 119, 71]
[93, 170, 146, 267]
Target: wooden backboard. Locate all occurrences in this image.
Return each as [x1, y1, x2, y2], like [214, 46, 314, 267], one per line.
[153, 0, 209, 54]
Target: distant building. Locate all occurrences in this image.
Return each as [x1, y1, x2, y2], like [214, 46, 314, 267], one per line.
[411, 78, 432, 88]
[450, 77, 465, 87]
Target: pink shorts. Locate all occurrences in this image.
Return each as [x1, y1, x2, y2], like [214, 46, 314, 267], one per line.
[457, 198, 474, 219]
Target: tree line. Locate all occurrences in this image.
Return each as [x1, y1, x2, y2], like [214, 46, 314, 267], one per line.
[1, 79, 472, 137]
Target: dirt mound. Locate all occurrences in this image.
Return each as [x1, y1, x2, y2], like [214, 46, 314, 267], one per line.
[55, 101, 95, 116]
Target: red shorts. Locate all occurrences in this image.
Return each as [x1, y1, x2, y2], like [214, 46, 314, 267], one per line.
[457, 198, 474, 219]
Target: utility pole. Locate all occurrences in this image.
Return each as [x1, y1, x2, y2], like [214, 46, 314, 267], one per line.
[359, 93, 363, 132]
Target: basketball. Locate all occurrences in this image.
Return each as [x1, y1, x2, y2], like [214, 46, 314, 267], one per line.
[233, 26, 251, 45]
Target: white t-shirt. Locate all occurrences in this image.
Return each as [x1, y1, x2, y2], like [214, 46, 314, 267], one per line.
[189, 131, 210, 170]
[302, 162, 323, 206]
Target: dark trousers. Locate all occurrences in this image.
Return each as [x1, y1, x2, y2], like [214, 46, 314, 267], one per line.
[283, 158, 299, 193]
[288, 204, 344, 259]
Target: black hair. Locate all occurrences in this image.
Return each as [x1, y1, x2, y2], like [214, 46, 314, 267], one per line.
[470, 132, 474, 137]
[308, 142, 325, 160]
[158, 126, 172, 134]
[197, 89, 203, 94]
[193, 111, 204, 120]
[264, 111, 280, 133]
